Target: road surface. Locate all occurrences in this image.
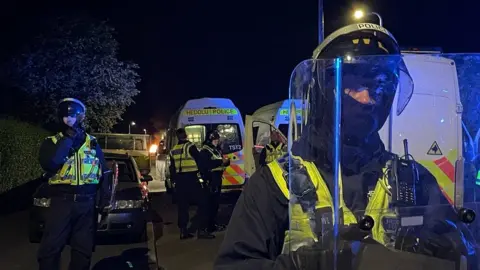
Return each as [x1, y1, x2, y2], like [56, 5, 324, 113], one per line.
[149, 158, 166, 193]
[0, 192, 238, 270]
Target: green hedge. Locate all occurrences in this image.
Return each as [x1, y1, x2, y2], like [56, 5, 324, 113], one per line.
[0, 118, 50, 194]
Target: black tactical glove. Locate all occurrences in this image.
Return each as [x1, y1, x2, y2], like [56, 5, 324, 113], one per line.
[417, 221, 470, 263]
[290, 243, 353, 270]
[222, 157, 231, 167]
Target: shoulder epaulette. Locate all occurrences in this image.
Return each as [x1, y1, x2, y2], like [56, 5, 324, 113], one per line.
[47, 132, 64, 144]
[55, 133, 63, 140]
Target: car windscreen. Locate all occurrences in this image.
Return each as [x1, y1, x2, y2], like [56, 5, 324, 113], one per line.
[185, 123, 242, 154]
[106, 159, 137, 183]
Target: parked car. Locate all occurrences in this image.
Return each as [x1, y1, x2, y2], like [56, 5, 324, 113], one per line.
[29, 153, 153, 243]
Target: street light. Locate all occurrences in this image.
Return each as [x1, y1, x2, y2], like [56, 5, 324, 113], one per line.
[143, 128, 147, 135]
[353, 9, 383, 27]
[129, 121, 136, 134]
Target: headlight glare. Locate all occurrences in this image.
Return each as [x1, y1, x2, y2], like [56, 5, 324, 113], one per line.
[33, 198, 51, 207]
[114, 200, 143, 209]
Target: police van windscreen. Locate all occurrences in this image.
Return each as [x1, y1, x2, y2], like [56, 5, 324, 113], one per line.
[184, 124, 242, 154]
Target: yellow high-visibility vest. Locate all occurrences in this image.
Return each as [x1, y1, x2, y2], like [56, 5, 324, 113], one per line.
[170, 142, 198, 173]
[267, 155, 394, 253]
[265, 143, 287, 163]
[48, 133, 102, 185]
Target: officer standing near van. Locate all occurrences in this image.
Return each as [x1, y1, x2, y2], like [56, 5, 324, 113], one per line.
[37, 98, 111, 270]
[169, 128, 211, 239]
[259, 130, 287, 166]
[199, 130, 230, 233]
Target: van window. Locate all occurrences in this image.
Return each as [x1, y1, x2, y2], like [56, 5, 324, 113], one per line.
[185, 125, 206, 148]
[184, 123, 242, 154]
[134, 138, 146, 150]
[278, 123, 302, 138]
[106, 137, 135, 150]
[217, 124, 242, 154]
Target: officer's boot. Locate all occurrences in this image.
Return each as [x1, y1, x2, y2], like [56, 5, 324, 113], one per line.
[197, 229, 215, 239]
[180, 228, 194, 240]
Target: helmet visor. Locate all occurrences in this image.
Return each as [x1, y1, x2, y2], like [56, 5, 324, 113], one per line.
[58, 102, 85, 118]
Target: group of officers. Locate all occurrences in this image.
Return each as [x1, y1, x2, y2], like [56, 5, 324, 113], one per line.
[168, 128, 230, 239]
[168, 127, 287, 240]
[34, 21, 479, 270]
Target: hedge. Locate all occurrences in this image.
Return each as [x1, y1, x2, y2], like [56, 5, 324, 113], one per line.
[0, 118, 50, 194]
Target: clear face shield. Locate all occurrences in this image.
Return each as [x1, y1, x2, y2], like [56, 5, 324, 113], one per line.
[285, 54, 480, 269]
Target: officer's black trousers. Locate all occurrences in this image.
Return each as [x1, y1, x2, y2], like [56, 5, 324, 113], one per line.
[207, 175, 223, 230]
[175, 172, 207, 230]
[207, 190, 221, 229]
[38, 196, 95, 270]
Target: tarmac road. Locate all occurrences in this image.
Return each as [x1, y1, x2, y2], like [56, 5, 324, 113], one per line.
[0, 192, 238, 270]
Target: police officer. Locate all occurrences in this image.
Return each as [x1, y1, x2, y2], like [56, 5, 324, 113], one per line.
[214, 24, 473, 269]
[37, 98, 111, 270]
[199, 130, 230, 233]
[169, 128, 212, 239]
[259, 130, 287, 166]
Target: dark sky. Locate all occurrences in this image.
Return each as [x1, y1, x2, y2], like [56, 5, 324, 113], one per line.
[2, 0, 479, 133]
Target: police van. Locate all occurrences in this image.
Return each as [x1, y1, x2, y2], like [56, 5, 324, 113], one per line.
[165, 98, 246, 193]
[252, 99, 303, 136]
[245, 54, 464, 206]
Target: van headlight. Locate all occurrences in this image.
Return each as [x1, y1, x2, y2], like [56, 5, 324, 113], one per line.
[114, 200, 144, 209]
[33, 198, 51, 207]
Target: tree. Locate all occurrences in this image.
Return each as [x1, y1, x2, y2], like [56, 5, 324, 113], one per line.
[4, 16, 140, 132]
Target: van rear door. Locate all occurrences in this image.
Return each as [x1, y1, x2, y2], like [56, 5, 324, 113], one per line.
[244, 115, 287, 178]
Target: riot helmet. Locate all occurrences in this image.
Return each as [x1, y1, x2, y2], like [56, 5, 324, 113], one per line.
[302, 23, 413, 145]
[58, 98, 86, 128]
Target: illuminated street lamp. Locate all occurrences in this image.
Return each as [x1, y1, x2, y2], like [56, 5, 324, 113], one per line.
[143, 128, 147, 135]
[129, 121, 136, 134]
[353, 9, 383, 27]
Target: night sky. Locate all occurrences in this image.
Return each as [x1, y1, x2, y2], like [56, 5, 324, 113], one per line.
[1, 0, 479, 133]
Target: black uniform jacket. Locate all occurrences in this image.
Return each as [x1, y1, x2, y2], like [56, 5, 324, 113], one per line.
[199, 143, 225, 185]
[214, 143, 458, 269]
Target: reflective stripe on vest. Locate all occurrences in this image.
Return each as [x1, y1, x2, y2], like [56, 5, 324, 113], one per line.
[265, 143, 286, 163]
[267, 156, 393, 253]
[170, 142, 198, 173]
[202, 144, 224, 172]
[49, 133, 101, 185]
